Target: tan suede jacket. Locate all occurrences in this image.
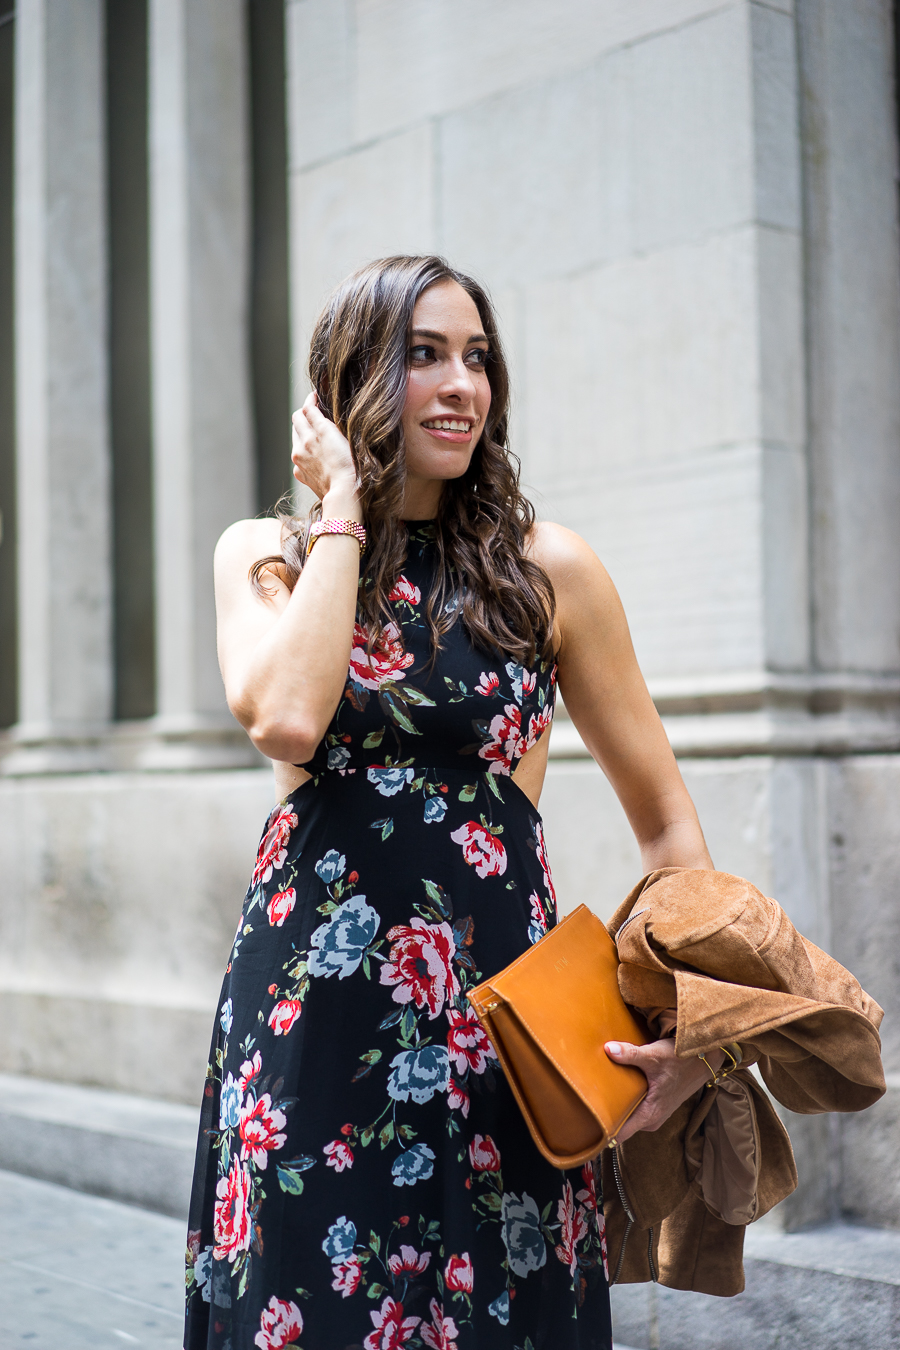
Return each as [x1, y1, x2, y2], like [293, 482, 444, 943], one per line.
[600, 868, 885, 1297]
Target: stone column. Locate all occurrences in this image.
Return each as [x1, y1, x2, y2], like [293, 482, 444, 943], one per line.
[145, 0, 258, 769]
[4, 0, 113, 775]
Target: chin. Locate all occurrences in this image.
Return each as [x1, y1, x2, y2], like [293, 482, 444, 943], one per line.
[407, 450, 476, 483]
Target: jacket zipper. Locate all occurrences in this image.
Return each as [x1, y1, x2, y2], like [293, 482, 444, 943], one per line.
[609, 1141, 657, 1285]
[608, 1140, 634, 1286]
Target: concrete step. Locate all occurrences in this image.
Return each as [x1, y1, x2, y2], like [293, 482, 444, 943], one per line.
[0, 1073, 197, 1220]
[610, 1217, 900, 1350]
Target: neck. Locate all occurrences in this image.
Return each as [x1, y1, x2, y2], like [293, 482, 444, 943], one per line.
[401, 479, 443, 521]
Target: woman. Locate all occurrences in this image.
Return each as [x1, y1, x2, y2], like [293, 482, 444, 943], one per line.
[185, 255, 723, 1350]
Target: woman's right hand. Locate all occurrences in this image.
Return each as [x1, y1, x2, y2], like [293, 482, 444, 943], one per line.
[291, 392, 359, 507]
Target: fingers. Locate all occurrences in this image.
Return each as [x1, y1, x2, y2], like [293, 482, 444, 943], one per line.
[605, 1040, 653, 1067]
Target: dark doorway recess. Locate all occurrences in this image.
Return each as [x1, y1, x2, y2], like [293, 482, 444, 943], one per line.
[248, 0, 293, 515]
[0, 7, 16, 728]
[106, 0, 156, 720]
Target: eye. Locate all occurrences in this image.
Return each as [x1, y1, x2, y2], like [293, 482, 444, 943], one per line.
[408, 344, 436, 365]
[465, 347, 490, 369]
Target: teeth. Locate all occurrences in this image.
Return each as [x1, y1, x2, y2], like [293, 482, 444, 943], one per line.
[424, 419, 472, 431]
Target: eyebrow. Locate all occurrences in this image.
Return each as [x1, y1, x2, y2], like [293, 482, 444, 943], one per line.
[411, 327, 489, 345]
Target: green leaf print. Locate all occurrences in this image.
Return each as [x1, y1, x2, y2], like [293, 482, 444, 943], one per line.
[276, 1168, 305, 1195]
[401, 686, 437, 707]
[485, 771, 504, 802]
[458, 783, 477, 802]
[379, 1121, 394, 1148]
[363, 726, 385, 748]
[379, 688, 420, 734]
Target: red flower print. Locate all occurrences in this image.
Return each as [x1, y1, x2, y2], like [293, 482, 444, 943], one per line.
[576, 1162, 597, 1215]
[380, 919, 459, 1019]
[522, 669, 537, 695]
[254, 1295, 303, 1349]
[447, 1077, 470, 1118]
[554, 1179, 589, 1276]
[534, 820, 557, 907]
[450, 821, 507, 879]
[468, 1134, 501, 1173]
[475, 671, 499, 696]
[324, 1139, 354, 1172]
[477, 704, 526, 775]
[213, 1157, 252, 1262]
[363, 1295, 421, 1350]
[528, 891, 549, 941]
[349, 621, 415, 691]
[387, 1244, 430, 1276]
[389, 575, 421, 606]
[239, 1093, 287, 1169]
[444, 1252, 473, 1294]
[446, 1005, 492, 1076]
[420, 1299, 460, 1350]
[268, 999, 302, 1036]
[238, 1051, 262, 1093]
[332, 1254, 363, 1299]
[597, 1210, 609, 1280]
[252, 804, 298, 886]
[526, 700, 553, 749]
[267, 888, 296, 927]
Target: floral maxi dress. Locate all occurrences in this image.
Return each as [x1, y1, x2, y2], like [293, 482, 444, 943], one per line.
[185, 524, 613, 1350]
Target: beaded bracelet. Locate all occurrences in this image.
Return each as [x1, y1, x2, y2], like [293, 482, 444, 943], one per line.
[306, 518, 366, 555]
[698, 1041, 743, 1088]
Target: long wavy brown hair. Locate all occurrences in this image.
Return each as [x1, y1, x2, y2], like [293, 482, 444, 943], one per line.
[252, 255, 555, 666]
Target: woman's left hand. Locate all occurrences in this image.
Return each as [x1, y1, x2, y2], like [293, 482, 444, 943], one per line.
[604, 1038, 721, 1143]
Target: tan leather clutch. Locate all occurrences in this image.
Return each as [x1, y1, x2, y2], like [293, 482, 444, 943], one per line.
[467, 904, 650, 1168]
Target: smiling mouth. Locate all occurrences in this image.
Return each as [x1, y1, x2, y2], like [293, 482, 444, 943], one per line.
[422, 418, 475, 432]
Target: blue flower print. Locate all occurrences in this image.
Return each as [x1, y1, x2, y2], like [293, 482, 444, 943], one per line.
[315, 850, 346, 884]
[322, 1215, 357, 1263]
[505, 661, 524, 705]
[218, 1073, 242, 1130]
[387, 1046, 451, 1105]
[391, 1143, 435, 1186]
[327, 745, 351, 771]
[308, 896, 379, 980]
[488, 1290, 510, 1325]
[423, 797, 447, 824]
[219, 998, 233, 1035]
[367, 765, 415, 797]
[194, 1247, 213, 1303]
[501, 1191, 547, 1278]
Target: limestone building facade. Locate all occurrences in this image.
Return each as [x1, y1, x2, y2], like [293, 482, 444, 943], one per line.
[0, 0, 898, 1233]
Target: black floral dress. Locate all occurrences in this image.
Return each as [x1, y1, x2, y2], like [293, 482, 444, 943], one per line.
[185, 524, 613, 1350]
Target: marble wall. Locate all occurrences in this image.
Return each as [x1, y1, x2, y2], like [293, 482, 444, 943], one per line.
[1, 0, 898, 1231]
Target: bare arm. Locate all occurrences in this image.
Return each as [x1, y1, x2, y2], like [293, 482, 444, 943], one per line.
[216, 396, 362, 764]
[532, 521, 712, 875]
[532, 522, 717, 1139]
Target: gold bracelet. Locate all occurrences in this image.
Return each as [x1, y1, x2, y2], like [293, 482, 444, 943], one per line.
[699, 1042, 743, 1088]
[306, 518, 366, 555]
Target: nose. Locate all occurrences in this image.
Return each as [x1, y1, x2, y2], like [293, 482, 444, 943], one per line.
[440, 356, 478, 403]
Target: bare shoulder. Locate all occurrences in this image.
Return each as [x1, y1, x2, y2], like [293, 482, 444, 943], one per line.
[214, 517, 289, 604]
[216, 516, 284, 565]
[526, 520, 617, 600]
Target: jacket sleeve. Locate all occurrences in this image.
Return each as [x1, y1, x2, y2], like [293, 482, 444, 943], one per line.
[611, 868, 886, 1115]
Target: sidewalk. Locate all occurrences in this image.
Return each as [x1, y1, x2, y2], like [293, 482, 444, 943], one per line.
[1, 1166, 641, 1349]
[0, 1169, 184, 1349]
